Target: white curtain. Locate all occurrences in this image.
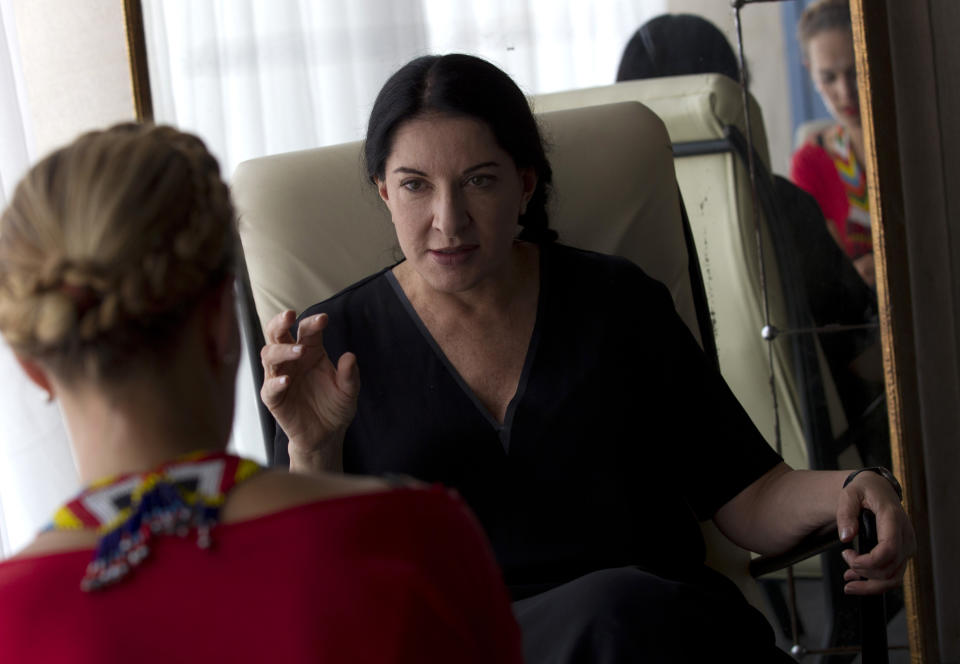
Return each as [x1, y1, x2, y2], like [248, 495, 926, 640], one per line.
[0, 0, 665, 559]
[144, 0, 665, 475]
[143, 0, 664, 177]
[0, 0, 80, 560]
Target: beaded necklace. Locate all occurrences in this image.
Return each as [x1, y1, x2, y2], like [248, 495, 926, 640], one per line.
[822, 124, 871, 258]
[46, 450, 262, 592]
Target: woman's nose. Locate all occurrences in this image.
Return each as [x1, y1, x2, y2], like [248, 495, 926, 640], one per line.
[433, 187, 468, 238]
[838, 73, 857, 105]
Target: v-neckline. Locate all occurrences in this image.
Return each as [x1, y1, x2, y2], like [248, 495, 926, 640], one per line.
[384, 250, 547, 454]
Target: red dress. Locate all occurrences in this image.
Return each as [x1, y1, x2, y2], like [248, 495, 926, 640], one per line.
[0, 486, 522, 663]
[790, 124, 872, 261]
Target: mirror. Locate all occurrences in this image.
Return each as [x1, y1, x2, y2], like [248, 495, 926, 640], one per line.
[128, 0, 914, 658]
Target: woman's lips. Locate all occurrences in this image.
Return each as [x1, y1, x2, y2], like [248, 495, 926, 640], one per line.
[429, 245, 478, 266]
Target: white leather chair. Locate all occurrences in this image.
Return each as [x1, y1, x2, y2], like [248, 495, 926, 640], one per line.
[231, 100, 773, 611]
[233, 101, 701, 348]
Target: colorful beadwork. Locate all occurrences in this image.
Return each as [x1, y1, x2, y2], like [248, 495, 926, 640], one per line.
[46, 450, 262, 592]
[825, 125, 871, 258]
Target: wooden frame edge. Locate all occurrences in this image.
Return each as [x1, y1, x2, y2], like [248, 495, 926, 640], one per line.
[121, 0, 153, 123]
[849, 1, 937, 661]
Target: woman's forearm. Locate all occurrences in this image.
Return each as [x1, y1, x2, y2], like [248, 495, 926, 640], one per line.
[713, 463, 850, 556]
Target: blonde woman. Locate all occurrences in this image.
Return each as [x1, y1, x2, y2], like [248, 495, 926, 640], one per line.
[0, 124, 522, 663]
[791, 0, 874, 286]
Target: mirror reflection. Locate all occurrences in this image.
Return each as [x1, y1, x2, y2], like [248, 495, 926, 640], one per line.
[138, 0, 899, 658]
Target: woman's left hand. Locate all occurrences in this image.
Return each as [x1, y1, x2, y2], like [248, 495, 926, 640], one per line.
[836, 471, 916, 595]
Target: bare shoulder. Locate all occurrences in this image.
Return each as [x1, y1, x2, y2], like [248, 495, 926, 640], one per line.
[220, 468, 391, 524]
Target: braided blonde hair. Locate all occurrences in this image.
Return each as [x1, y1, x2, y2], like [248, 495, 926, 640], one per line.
[0, 123, 237, 381]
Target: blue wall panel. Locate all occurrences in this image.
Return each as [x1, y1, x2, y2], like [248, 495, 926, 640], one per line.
[781, 0, 831, 146]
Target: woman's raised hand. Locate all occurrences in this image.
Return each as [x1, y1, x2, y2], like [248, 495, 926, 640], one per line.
[260, 310, 360, 473]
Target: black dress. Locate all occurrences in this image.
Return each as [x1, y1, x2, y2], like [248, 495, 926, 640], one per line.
[274, 243, 789, 662]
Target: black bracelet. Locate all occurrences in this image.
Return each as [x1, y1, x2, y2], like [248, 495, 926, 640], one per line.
[843, 466, 903, 501]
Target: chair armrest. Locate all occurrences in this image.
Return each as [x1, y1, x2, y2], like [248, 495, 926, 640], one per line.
[748, 509, 879, 578]
[750, 510, 889, 662]
[748, 524, 841, 578]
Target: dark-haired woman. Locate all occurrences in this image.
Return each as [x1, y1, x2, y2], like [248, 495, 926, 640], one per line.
[263, 54, 914, 663]
[0, 124, 522, 663]
[616, 13, 740, 82]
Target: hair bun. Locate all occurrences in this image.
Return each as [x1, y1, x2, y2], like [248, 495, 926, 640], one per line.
[0, 123, 237, 379]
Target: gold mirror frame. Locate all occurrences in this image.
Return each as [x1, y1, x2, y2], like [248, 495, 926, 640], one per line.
[122, 0, 937, 658]
[851, 1, 934, 660]
[122, 0, 152, 123]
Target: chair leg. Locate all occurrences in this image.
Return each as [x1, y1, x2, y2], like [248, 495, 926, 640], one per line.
[820, 549, 860, 664]
[857, 511, 888, 664]
[821, 511, 890, 664]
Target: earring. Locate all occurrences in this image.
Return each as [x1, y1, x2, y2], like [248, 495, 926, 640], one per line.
[43, 390, 54, 404]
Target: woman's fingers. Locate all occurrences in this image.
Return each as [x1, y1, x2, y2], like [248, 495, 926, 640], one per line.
[259, 310, 355, 417]
[260, 375, 291, 410]
[835, 484, 862, 543]
[336, 352, 361, 399]
[262, 310, 299, 380]
[843, 560, 908, 595]
[842, 558, 904, 584]
[260, 341, 306, 376]
[265, 309, 297, 344]
[296, 313, 330, 346]
[842, 543, 901, 581]
[261, 313, 332, 379]
[837, 502, 915, 595]
[843, 511, 900, 568]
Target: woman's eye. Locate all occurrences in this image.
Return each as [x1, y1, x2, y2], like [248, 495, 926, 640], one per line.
[401, 179, 424, 192]
[466, 175, 494, 187]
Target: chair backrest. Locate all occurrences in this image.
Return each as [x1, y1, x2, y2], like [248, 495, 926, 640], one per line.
[232, 100, 773, 608]
[534, 75, 851, 477]
[233, 101, 703, 347]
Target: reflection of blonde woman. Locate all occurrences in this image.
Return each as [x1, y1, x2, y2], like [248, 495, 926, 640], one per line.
[0, 124, 521, 663]
[791, 0, 873, 287]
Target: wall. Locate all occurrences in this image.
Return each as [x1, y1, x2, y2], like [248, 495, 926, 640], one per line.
[885, 0, 960, 659]
[12, 0, 135, 156]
